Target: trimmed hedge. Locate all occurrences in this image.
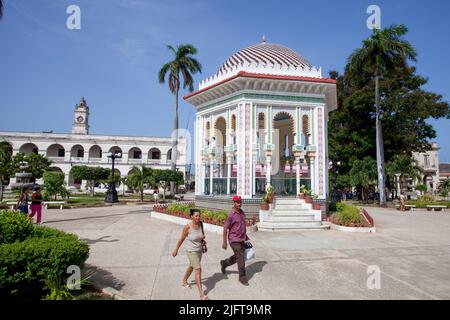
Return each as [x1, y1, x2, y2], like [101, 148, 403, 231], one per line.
[0, 210, 89, 299]
[0, 210, 34, 244]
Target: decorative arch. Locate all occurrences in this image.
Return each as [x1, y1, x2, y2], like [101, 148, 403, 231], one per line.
[19, 143, 38, 155]
[149, 148, 161, 160]
[70, 144, 84, 158]
[214, 116, 227, 147]
[302, 115, 311, 145]
[128, 147, 142, 159]
[273, 111, 295, 135]
[89, 145, 102, 159]
[47, 144, 65, 158]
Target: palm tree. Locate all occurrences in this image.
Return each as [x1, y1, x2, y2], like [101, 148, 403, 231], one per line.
[0, 142, 12, 202]
[347, 25, 417, 206]
[439, 179, 450, 200]
[127, 166, 154, 202]
[158, 44, 201, 194]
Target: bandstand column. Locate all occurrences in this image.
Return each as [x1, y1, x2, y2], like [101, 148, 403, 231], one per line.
[226, 152, 233, 195]
[209, 156, 214, 195]
[308, 152, 316, 195]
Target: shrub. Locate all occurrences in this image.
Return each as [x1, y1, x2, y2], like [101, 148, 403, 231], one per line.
[0, 210, 89, 299]
[334, 203, 362, 225]
[417, 194, 435, 203]
[0, 210, 34, 244]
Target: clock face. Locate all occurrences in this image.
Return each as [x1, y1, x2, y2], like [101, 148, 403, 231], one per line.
[77, 115, 84, 123]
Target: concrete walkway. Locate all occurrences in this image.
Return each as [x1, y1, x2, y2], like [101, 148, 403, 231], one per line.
[41, 205, 450, 299]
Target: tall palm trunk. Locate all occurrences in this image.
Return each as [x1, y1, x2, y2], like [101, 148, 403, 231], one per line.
[0, 176, 3, 202]
[375, 74, 387, 206]
[170, 88, 179, 194]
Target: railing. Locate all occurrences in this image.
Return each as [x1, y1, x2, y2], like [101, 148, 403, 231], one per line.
[212, 178, 227, 195]
[70, 157, 84, 162]
[255, 178, 267, 195]
[147, 159, 162, 165]
[89, 157, 102, 163]
[230, 178, 237, 194]
[129, 158, 143, 164]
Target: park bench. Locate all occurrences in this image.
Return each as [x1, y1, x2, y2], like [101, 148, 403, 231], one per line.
[426, 205, 447, 212]
[6, 201, 66, 210]
[396, 204, 416, 211]
[174, 195, 184, 202]
[43, 201, 66, 210]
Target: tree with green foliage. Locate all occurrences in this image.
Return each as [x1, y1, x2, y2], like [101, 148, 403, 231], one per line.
[11, 153, 52, 181]
[329, 25, 449, 202]
[159, 44, 201, 194]
[385, 154, 421, 196]
[0, 142, 13, 202]
[71, 166, 110, 197]
[127, 166, 154, 202]
[0, 0, 3, 19]
[43, 171, 68, 200]
[438, 179, 450, 200]
[346, 24, 418, 207]
[349, 157, 377, 203]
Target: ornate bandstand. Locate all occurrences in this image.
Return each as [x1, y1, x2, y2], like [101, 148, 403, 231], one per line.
[185, 39, 337, 202]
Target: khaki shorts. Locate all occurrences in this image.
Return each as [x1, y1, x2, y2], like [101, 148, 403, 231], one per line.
[186, 251, 202, 270]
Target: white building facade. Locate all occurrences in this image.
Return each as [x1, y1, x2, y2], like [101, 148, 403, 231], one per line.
[1, 98, 187, 189]
[185, 40, 337, 200]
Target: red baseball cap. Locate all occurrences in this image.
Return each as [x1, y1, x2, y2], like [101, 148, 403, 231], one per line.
[232, 195, 242, 202]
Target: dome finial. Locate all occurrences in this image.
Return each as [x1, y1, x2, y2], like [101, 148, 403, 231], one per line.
[262, 35, 266, 43]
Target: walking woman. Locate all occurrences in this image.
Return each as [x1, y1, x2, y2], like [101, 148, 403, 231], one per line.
[16, 187, 30, 214]
[29, 187, 43, 224]
[172, 208, 208, 300]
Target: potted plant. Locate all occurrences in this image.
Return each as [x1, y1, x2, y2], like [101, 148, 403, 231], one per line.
[299, 184, 307, 199]
[260, 195, 269, 210]
[266, 185, 274, 203]
[304, 189, 313, 204]
[312, 194, 321, 210]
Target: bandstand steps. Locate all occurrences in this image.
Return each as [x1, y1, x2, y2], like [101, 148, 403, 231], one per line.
[265, 215, 315, 222]
[258, 221, 329, 231]
[257, 197, 327, 232]
[274, 204, 312, 210]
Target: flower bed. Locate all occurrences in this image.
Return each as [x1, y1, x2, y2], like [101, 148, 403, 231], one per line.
[153, 203, 258, 227]
[328, 203, 374, 228]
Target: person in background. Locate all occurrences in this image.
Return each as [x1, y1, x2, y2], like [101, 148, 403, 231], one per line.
[16, 187, 30, 214]
[29, 187, 43, 224]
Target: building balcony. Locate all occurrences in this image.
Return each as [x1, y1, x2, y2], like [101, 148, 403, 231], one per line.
[70, 157, 85, 163]
[306, 145, 317, 153]
[89, 157, 102, 163]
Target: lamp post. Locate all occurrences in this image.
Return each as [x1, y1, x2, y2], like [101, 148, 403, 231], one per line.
[105, 152, 122, 203]
[329, 161, 341, 202]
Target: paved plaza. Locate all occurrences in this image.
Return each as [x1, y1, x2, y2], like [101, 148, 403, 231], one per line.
[41, 204, 450, 300]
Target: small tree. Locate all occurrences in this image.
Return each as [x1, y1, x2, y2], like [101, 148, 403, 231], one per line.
[43, 171, 68, 200]
[349, 157, 377, 203]
[0, 142, 13, 202]
[127, 166, 154, 202]
[438, 179, 450, 200]
[11, 153, 52, 181]
[72, 166, 110, 196]
[415, 184, 427, 195]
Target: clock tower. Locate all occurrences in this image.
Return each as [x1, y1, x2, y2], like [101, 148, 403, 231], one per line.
[71, 97, 90, 135]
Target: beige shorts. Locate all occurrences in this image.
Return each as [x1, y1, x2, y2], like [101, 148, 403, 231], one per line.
[186, 251, 202, 270]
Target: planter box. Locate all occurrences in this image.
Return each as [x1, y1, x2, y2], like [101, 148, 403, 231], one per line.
[150, 211, 257, 234]
[325, 221, 376, 233]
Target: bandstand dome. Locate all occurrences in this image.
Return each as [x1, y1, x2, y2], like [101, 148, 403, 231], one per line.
[217, 40, 313, 75]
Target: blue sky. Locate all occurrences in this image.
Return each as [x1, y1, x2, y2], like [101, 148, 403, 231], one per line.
[0, 0, 449, 161]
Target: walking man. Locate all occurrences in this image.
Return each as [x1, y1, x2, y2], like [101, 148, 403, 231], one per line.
[220, 195, 250, 286]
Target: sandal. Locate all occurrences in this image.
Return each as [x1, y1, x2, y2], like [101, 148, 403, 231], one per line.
[200, 295, 209, 300]
[182, 282, 191, 289]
